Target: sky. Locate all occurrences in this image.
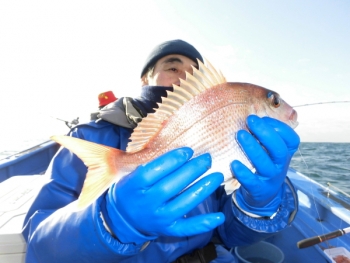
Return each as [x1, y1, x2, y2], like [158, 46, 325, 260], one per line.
[0, 0, 350, 153]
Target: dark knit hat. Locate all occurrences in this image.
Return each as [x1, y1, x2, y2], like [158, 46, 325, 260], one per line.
[140, 39, 203, 77]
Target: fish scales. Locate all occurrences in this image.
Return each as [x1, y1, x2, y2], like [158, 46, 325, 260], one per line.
[51, 59, 298, 209]
[140, 84, 254, 181]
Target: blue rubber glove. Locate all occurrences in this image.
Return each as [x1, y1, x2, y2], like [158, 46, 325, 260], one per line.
[231, 115, 300, 217]
[103, 147, 225, 244]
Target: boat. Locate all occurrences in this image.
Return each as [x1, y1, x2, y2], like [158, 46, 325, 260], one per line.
[0, 140, 349, 263]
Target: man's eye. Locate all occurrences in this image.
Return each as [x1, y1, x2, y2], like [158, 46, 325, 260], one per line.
[169, 68, 178, 72]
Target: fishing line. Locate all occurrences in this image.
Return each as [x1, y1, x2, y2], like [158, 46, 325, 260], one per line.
[294, 146, 334, 248]
[292, 100, 350, 248]
[292, 100, 350, 108]
[294, 148, 325, 234]
[289, 113, 332, 247]
[289, 116, 329, 244]
[296, 148, 308, 170]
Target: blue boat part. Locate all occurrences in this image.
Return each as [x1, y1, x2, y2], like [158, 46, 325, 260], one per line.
[0, 142, 349, 262]
[0, 141, 59, 183]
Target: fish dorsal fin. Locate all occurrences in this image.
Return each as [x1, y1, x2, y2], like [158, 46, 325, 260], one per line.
[126, 58, 226, 153]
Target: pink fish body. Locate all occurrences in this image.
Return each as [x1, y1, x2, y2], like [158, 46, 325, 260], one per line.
[52, 59, 298, 209]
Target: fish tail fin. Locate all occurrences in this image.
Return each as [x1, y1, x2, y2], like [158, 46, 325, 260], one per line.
[51, 135, 124, 210]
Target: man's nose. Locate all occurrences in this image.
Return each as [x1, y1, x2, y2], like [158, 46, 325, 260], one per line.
[177, 72, 187, 84]
[178, 67, 194, 84]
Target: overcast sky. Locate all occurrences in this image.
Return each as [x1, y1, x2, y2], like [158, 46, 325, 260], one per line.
[1, 0, 349, 152]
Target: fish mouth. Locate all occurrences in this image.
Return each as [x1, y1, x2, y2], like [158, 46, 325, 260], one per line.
[289, 110, 299, 128]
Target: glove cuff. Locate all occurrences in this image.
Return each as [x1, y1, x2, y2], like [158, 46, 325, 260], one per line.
[227, 177, 298, 236]
[233, 183, 286, 217]
[101, 188, 157, 245]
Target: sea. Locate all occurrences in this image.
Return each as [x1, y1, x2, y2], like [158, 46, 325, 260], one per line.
[290, 142, 350, 196]
[0, 139, 349, 196]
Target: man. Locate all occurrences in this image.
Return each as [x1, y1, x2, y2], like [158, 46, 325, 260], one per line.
[23, 39, 299, 263]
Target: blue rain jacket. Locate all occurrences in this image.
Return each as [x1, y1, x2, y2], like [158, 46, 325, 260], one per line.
[22, 88, 298, 263]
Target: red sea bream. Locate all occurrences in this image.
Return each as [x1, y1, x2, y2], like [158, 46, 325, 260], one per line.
[51, 59, 298, 209]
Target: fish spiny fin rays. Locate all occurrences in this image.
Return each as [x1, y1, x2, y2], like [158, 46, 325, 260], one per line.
[201, 58, 226, 84]
[51, 135, 123, 209]
[126, 59, 226, 153]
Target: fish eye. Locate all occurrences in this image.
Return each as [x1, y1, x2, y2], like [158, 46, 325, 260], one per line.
[267, 92, 281, 108]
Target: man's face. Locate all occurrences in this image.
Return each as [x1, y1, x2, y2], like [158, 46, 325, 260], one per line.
[141, 54, 198, 87]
